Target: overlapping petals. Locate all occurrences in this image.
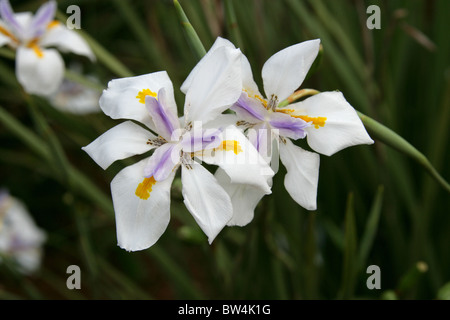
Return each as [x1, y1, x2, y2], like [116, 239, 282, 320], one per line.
[83, 40, 274, 251]
[194, 38, 373, 225]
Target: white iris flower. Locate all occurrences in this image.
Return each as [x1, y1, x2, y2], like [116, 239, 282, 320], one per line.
[0, 190, 46, 275]
[182, 38, 374, 226]
[83, 42, 273, 251]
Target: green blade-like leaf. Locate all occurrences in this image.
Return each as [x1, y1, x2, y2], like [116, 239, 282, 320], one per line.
[173, 0, 206, 61]
[358, 185, 384, 269]
[338, 192, 358, 299]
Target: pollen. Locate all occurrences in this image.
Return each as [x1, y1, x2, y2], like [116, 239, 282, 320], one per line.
[27, 40, 44, 58]
[135, 176, 156, 200]
[218, 140, 243, 155]
[277, 109, 327, 129]
[47, 20, 60, 29]
[0, 25, 18, 43]
[136, 89, 157, 104]
[243, 89, 267, 108]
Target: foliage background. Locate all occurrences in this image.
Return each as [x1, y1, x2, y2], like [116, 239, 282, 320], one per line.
[0, 0, 449, 299]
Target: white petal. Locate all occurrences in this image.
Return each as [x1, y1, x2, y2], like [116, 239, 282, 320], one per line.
[290, 91, 374, 156]
[0, 21, 12, 46]
[181, 162, 232, 244]
[215, 168, 269, 227]
[202, 113, 240, 131]
[0, 33, 10, 46]
[99, 71, 176, 131]
[16, 46, 64, 96]
[40, 23, 95, 61]
[49, 78, 101, 114]
[181, 37, 261, 98]
[111, 158, 175, 251]
[279, 138, 320, 210]
[240, 52, 262, 96]
[82, 120, 156, 170]
[199, 125, 274, 194]
[184, 45, 242, 124]
[180, 37, 236, 94]
[0, 195, 46, 274]
[262, 39, 320, 102]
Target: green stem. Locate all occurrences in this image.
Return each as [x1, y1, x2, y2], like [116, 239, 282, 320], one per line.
[224, 0, 244, 50]
[173, 0, 207, 61]
[111, 0, 168, 70]
[357, 111, 450, 194]
[24, 94, 71, 185]
[279, 88, 450, 194]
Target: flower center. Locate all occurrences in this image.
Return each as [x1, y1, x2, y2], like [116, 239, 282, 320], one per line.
[27, 39, 44, 58]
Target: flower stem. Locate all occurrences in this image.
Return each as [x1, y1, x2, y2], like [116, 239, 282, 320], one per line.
[224, 0, 244, 51]
[24, 94, 71, 186]
[357, 111, 450, 194]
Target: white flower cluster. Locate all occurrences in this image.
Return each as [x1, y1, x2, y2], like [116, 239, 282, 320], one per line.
[83, 37, 373, 251]
[0, 1, 374, 252]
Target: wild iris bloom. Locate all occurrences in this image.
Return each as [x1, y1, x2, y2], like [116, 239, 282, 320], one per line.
[182, 38, 374, 226]
[83, 44, 273, 251]
[0, 190, 46, 275]
[0, 0, 94, 96]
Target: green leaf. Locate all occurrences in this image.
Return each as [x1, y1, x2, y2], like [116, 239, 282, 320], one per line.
[173, 0, 207, 61]
[437, 282, 450, 300]
[358, 185, 384, 269]
[357, 111, 450, 194]
[338, 192, 358, 299]
[224, 0, 244, 50]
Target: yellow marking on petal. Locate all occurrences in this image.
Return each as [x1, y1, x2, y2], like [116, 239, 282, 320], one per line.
[136, 89, 157, 104]
[217, 140, 243, 155]
[47, 20, 60, 29]
[135, 176, 156, 200]
[277, 109, 327, 129]
[27, 40, 44, 58]
[0, 25, 18, 43]
[243, 88, 267, 108]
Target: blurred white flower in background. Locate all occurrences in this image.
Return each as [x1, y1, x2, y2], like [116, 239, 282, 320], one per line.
[0, 189, 46, 275]
[0, 0, 95, 96]
[50, 75, 101, 115]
